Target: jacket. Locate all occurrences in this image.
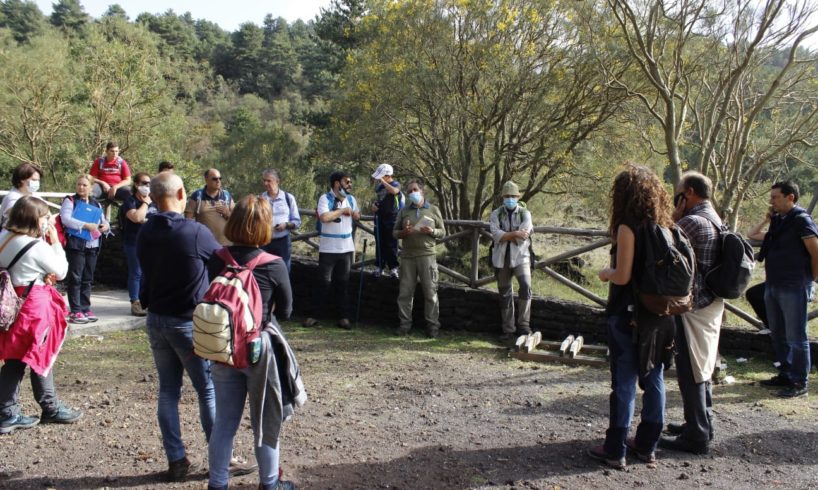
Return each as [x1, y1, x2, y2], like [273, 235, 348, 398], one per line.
[489, 204, 534, 268]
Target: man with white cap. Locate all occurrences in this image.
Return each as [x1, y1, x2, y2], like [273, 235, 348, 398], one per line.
[371, 163, 404, 277]
[489, 181, 534, 342]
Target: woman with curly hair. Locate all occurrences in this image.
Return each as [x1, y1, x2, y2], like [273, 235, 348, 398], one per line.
[588, 164, 676, 469]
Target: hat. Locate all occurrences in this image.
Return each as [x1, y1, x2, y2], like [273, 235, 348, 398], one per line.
[501, 181, 521, 197]
[372, 163, 394, 180]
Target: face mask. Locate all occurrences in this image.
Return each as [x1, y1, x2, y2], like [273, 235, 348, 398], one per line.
[409, 191, 423, 205]
[138, 185, 150, 197]
[28, 180, 40, 193]
[40, 222, 48, 238]
[673, 192, 685, 208]
[504, 198, 518, 210]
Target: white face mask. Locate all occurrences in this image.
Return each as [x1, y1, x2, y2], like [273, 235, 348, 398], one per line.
[27, 180, 40, 193]
[138, 185, 150, 197]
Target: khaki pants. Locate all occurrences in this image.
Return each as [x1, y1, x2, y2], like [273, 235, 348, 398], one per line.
[397, 254, 440, 332]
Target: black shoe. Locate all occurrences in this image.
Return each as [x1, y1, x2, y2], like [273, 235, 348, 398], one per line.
[516, 327, 532, 335]
[337, 318, 351, 329]
[760, 374, 793, 387]
[426, 329, 439, 339]
[0, 413, 39, 434]
[626, 438, 656, 463]
[40, 402, 82, 424]
[776, 384, 808, 398]
[498, 333, 515, 342]
[666, 422, 684, 436]
[394, 327, 410, 337]
[658, 436, 709, 455]
[302, 318, 320, 328]
[166, 456, 191, 482]
[587, 444, 626, 470]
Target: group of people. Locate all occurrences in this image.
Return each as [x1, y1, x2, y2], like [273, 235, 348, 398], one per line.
[589, 165, 818, 470]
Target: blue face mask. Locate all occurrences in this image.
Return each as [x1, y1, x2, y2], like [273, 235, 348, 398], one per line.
[408, 191, 423, 205]
[339, 187, 349, 198]
[504, 198, 518, 210]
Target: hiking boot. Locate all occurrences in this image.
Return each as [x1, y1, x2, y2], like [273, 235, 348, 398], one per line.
[260, 480, 297, 490]
[166, 456, 191, 482]
[302, 318, 320, 328]
[131, 300, 147, 317]
[626, 438, 657, 464]
[665, 422, 684, 436]
[68, 312, 88, 324]
[776, 383, 808, 398]
[658, 435, 709, 455]
[40, 402, 82, 424]
[0, 413, 39, 434]
[83, 311, 98, 323]
[229, 455, 257, 476]
[426, 329, 439, 339]
[760, 374, 793, 387]
[337, 318, 351, 329]
[586, 444, 626, 470]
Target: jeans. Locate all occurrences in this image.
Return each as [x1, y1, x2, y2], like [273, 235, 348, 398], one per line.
[208, 364, 280, 487]
[65, 246, 99, 313]
[397, 254, 440, 332]
[262, 235, 292, 272]
[146, 312, 216, 462]
[0, 359, 58, 419]
[765, 283, 813, 386]
[312, 252, 352, 320]
[123, 242, 141, 302]
[495, 263, 532, 334]
[604, 313, 665, 458]
[375, 217, 399, 270]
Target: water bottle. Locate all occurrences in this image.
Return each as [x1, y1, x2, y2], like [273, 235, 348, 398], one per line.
[248, 337, 262, 364]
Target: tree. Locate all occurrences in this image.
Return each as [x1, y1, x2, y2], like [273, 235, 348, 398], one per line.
[0, 0, 45, 43]
[331, 0, 628, 221]
[50, 0, 88, 34]
[600, 0, 818, 227]
[102, 4, 128, 21]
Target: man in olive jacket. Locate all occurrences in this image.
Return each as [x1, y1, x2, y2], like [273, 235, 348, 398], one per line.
[393, 179, 445, 337]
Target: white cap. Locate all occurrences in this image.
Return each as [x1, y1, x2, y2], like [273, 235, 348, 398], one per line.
[371, 163, 393, 180]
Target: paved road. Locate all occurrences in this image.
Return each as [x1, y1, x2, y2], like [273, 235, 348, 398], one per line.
[66, 289, 146, 338]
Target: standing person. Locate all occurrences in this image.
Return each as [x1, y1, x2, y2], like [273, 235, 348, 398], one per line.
[89, 142, 132, 202]
[0, 196, 81, 434]
[588, 165, 674, 469]
[660, 171, 724, 455]
[393, 179, 445, 338]
[489, 181, 534, 342]
[185, 168, 235, 246]
[0, 162, 42, 229]
[756, 181, 818, 398]
[371, 163, 403, 278]
[61, 175, 110, 324]
[206, 195, 301, 490]
[157, 161, 175, 173]
[303, 171, 360, 329]
[119, 172, 157, 317]
[260, 169, 301, 271]
[137, 171, 220, 482]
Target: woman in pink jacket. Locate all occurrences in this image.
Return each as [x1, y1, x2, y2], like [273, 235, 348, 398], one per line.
[0, 196, 82, 434]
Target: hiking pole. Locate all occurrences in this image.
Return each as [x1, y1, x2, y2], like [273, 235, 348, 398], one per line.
[355, 238, 368, 329]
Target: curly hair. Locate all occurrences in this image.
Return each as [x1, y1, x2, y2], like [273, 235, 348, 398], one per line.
[609, 164, 673, 237]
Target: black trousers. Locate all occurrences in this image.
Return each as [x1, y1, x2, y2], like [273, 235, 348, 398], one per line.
[674, 316, 714, 443]
[375, 218, 399, 270]
[66, 246, 99, 313]
[312, 252, 352, 320]
[745, 282, 767, 327]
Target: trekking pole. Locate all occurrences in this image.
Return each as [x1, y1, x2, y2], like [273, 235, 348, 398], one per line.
[355, 238, 368, 329]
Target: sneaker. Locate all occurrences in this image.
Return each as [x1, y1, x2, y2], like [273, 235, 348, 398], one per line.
[83, 311, 98, 323]
[302, 318, 320, 328]
[40, 402, 82, 424]
[67, 312, 88, 324]
[229, 455, 257, 477]
[389, 267, 399, 278]
[626, 438, 657, 464]
[131, 300, 147, 317]
[658, 435, 709, 455]
[166, 456, 191, 482]
[760, 374, 793, 387]
[586, 444, 626, 470]
[776, 383, 808, 398]
[0, 413, 39, 434]
[259, 481, 297, 490]
[337, 318, 351, 330]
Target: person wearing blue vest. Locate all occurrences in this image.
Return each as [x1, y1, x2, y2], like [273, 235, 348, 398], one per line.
[303, 171, 360, 329]
[755, 181, 818, 399]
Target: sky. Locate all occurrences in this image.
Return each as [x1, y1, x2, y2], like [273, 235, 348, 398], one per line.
[34, 0, 334, 31]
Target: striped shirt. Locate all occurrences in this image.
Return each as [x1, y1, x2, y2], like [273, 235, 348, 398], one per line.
[677, 201, 722, 309]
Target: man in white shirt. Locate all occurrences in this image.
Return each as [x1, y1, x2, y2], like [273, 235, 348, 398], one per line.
[303, 171, 360, 329]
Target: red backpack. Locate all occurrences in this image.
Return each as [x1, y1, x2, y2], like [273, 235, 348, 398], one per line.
[192, 248, 276, 369]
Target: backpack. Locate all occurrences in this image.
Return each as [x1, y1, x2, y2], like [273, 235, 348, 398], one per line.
[96, 156, 124, 173]
[193, 188, 233, 216]
[701, 215, 755, 299]
[0, 236, 38, 331]
[633, 223, 695, 316]
[315, 191, 356, 234]
[54, 196, 73, 247]
[192, 248, 276, 369]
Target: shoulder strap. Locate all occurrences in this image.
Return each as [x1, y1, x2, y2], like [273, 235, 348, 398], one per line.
[285, 192, 295, 213]
[215, 247, 237, 268]
[7, 239, 38, 271]
[697, 212, 727, 233]
[347, 195, 355, 209]
[325, 191, 336, 210]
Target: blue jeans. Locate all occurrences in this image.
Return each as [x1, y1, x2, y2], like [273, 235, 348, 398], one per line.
[208, 363, 280, 487]
[765, 283, 813, 386]
[123, 242, 141, 302]
[605, 313, 665, 458]
[146, 312, 216, 462]
[262, 235, 292, 272]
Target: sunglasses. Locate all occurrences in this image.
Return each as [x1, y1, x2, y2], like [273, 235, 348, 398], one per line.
[210, 177, 223, 181]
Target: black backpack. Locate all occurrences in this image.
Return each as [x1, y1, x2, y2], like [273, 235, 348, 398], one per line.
[634, 223, 695, 316]
[700, 215, 754, 299]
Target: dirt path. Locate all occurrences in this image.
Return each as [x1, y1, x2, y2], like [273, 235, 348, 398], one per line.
[1, 326, 816, 489]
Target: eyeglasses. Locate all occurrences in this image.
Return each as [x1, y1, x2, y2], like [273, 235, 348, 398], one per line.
[210, 177, 222, 181]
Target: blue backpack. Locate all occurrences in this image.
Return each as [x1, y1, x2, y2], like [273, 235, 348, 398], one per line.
[315, 192, 356, 234]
